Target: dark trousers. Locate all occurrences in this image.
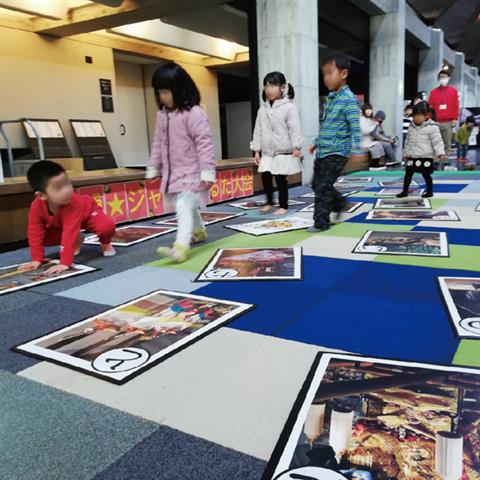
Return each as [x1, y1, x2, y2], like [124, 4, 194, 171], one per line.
[402, 167, 433, 194]
[312, 155, 348, 228]
[262, 172, 288, 209]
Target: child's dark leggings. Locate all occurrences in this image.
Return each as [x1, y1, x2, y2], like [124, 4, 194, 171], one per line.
[262, 172, 288, 209]
[403, 166, 433, 194]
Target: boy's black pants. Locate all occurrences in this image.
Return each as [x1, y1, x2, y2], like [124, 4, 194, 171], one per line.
[312, 155, 348, 228]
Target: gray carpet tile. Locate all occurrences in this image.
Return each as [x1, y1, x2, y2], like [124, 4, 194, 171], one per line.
[0, 370, 158, 480]
[94, 425, 266, 480]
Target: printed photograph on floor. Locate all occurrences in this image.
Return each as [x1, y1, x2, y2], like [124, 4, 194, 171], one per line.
[263, 353, 480, 480]
[228, 200, 305, 210]
[299, 202, 363, 214]
[334, 184, 365, 190]
[366, 210, 460, 221]
[375, 188, 425, 197]
[84, 225, 176, 247]
[155, 211, 244, 226]
[0, 260, 97, 295]
[196, 247, 302, 281]
[438, 276, 480, 339]
[337, 177, 373, 183]
[13, 290, 253, 384]
[353, 230, 449, 257]
[225, 216, 314, 236]
[374, 198, 432, 209]
[378, 180, 419, 188]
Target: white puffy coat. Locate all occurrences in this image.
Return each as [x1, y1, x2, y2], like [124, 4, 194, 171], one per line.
[250, 97, 303, 156]
[404, 119, 445, 159]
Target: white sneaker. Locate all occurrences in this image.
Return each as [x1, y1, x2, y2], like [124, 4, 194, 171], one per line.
[101, 244, 116, 257]
[385, 161, 399, 166]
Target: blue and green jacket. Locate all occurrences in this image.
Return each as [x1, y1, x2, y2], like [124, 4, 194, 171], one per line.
[314, 84, 362, 158]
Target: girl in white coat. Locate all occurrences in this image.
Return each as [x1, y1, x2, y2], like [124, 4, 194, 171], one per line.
[250, 72, 303, 215]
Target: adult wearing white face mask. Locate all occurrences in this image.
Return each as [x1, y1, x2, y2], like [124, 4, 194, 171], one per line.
[428, 70, 459, 164]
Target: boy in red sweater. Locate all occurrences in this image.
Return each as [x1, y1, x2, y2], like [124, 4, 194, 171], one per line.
[19, 161, 116, 276]
[428, 70, 459, 161]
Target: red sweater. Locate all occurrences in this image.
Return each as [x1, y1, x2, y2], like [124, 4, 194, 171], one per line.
[28, 192, 97, 266]
[428, 86, 459, 122]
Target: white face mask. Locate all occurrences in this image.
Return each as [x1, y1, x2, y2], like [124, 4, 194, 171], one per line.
[439, 77, 449, 87]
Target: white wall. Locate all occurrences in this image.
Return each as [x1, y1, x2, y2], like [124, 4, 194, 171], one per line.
[225, 101, 252, 158]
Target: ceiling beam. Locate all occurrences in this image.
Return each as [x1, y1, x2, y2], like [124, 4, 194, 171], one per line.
[31, 0, 225, 37]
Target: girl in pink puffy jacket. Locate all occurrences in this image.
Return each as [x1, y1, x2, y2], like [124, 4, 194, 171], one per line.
[147, 63, 216, 262]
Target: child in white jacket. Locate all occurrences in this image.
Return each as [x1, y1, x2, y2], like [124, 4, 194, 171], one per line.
[250, 72, 303, 215]
[398, 101, 444, 198]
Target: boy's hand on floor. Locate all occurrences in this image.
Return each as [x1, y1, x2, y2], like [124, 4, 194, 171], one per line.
[307, 144, 316, 155]
[17, 261, 42, 272]
[44, 264, 70, 276]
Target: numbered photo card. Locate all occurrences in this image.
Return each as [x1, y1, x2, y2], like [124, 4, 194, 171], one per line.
[438, 276, 480, 339]
[378, 180, 418, 188]
[225, 216, 314, 236]
[337, 176, 373, 183]
[374, 198, 431, 209]
[84, 225, 176, 247]
[375, 188, 425, 197]
[366, 210, 460, 221]
[13, 290, 253, 384]
[263, 352, 480, 480]
[0, 260, 97, 296]
[155, 211, 244, 226]
[196, 247, 302, 282]
[229, 200, 305, 210]
[353, 230, 449, 257]
[299, 202, 363, 214]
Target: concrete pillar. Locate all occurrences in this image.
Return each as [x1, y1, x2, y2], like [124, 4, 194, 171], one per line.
[369, 1, 406, 161]
[470, 67, 479, 107]
[418, 28, 444, 94]
[256, 0, 319, 184]
[452, 52, 465, 109]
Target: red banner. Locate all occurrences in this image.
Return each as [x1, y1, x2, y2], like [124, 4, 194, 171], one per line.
[240, 167, 254, 196]
[145, 178, 164, 216]
[219, 170, 233, 202]
[125, 181, 149, 221]
[78, 185, 105, 210]
[209, 177, 222, 204]
[104, 183, 128, 223]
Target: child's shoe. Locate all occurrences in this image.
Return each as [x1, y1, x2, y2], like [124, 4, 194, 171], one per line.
[307, 225, 329, 233]
[191, 228, 208, 244]
[272, 208, 288, 216]
[396, 191, 408, 198]
[157, 242, 190, 263]
[422, 191, 433, 198]
[101, 243, 116, 257]
[74, 234, 84, 256]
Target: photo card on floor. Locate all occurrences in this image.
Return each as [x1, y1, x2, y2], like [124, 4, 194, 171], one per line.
[262, 352, 480, 480]
[84, 225, 176, 247]
[375, 188, 425, 197]
[353, 230, 449, 257]
[374, 198, 431, 209]
[366, 210, 459, 221]
[224, 216, 314, 236]
[0, 260, 97, 295]
[155, 211, 244, 226]
[13, 289, 254, 384]
[196, 247, 302, 282]
[437, 276, 480, 339]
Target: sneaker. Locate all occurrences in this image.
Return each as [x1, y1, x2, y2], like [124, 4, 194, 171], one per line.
[369, 166, 387, 171]
[422, 191, 433, 198]
[157, 242, 190, 263]
[74, 234, 84, 256]
[385, 161, 399, 166]
[307, 225, 329, 233]
[192, 228, 208, 244]
[101, 243, 116, 257]
[272, 208, 288, 216]
[396, 192, 408, 198]
[259, 205, 274, 214]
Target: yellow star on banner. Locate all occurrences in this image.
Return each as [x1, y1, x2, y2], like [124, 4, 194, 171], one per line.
[107, 193, 125, 216]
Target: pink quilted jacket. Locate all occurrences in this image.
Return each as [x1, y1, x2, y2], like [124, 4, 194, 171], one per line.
[148, 106, 216, 193]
